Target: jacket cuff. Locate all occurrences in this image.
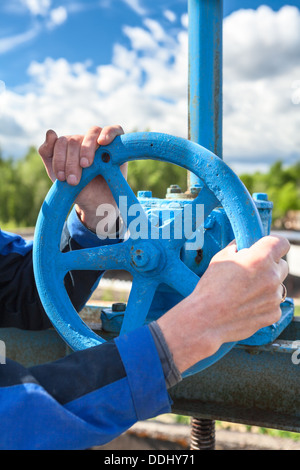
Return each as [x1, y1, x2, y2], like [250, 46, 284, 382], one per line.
[66, 206, 121, 248]
[115, 325, 172, 421]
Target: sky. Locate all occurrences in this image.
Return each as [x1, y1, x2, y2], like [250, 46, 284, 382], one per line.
[0, 0, 300, 174]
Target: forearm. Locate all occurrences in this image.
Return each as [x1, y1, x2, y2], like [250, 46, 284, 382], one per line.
[157, 293, 219, 374]
[0, 325, 171, 450]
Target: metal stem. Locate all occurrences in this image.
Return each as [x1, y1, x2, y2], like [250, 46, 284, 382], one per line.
[190, 418, 216, 450]
[187, 0, 223, 448]
[188, 0, 223, 190]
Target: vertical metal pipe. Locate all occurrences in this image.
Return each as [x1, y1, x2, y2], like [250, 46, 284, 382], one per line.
[187, 0, 223, 450]
[188, 0, 223, 190]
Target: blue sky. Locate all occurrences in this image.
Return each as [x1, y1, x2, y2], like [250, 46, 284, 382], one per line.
[0, 1, 300, 173]
[1, 1, 299, 87]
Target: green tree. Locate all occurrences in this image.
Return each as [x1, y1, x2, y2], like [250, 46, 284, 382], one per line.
[16, 146, 52, 226]
[240, 160, 300, 226]
[0, 140, 299, 230]
[0, 147, 51, 228]
[0, 154, 33, 226]
[128, 160, 187, 198]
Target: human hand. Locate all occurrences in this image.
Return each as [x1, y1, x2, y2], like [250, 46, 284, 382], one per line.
[157, 235, 290, 373]
[39, 125, 126, 232]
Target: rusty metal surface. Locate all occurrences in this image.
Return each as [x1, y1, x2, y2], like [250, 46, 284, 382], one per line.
[1, 327, 69, 367]
[170, 319, 300, 432]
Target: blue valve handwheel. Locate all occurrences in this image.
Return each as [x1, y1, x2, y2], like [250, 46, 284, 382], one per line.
[33, 132, 264, 376]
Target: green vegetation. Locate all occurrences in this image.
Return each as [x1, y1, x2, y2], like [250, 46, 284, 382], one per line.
[0, 147, 51, 228]
[0, 146, 187, 229]
[0, 144, 299, 229]
[240, 161, 300, 224]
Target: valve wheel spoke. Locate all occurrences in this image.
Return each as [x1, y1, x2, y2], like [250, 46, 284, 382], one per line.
[120, 277, 159, 335]
[162, 260, 200, 298]
[104, 165, 151, 234]
[57, 241, 130, 275]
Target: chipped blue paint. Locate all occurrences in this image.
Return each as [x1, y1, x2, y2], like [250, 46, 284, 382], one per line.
[33, 132, 266, 375]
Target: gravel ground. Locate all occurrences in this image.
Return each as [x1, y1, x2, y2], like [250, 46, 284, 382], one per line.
[95, 419, 300, 451]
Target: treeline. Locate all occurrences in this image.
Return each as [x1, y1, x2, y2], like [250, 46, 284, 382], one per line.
[239, 161, 300, 224]
[0, 147, 52, 228]
[0, 145, 299, 229]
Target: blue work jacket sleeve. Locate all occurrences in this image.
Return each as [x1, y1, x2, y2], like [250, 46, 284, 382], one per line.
[0, 325, 172, 450]
[0, 206, 120, 330]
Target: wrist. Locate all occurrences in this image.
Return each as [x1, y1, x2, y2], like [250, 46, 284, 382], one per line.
[75, 205, 98, 233]
[157, 293, 222, 374]
[75, 203, 122, 238]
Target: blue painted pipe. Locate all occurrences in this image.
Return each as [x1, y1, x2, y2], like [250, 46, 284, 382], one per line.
[188, 0, 223, 189]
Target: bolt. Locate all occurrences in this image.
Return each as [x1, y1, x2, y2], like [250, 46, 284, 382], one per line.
[112, 303, 126, 312]
[253, 193, 268, 201]
[131, 249, 150, 267]
[204, 215, 215, 229]
[137, 190, 152, 198]
[190, 184, 201, 196]
[130, 243, 161, 272]
[167, 184, 182, 194]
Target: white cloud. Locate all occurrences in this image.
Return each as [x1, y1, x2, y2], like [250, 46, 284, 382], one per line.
[47, 6, 68, 29]
[224, 6, 300, 80]
[121, 0, 148, 16]
[0, 6, 299, 175]
[222, 5, 300, 172]
[0, 2, 67, 55]
[20, 0, 51, 16]
[122, 25, 158, 51]
[0, 27, 40, 54]
[164, 10, 177, 23]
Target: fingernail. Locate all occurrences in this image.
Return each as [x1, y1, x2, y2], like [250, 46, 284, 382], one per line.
[80, 157, 89, 167]
[98, 134, 109, 144]
[57, 171, 65, 181]
[67, 174, 78, 185]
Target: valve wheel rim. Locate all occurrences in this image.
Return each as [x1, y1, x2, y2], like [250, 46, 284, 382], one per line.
[33, 132, 264, 376]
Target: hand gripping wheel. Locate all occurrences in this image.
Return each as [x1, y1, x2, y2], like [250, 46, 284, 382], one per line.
[33, 132, 264, 376]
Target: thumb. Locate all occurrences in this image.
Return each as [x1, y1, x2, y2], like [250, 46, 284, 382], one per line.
[39, 130, 58, 181]
[210, 239, 237, 264]
[224, 239, 238, 255]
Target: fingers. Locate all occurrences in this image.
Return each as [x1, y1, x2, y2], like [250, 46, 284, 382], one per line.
[66, 135, 84, 185]
[278, 257, 289, 283]
[80, 126, 102, 168]
[250, 235, 290, 263]
[41, 125, 124, 186]
[38, 130, 58, 182]
[53, 135, 84, 185]
[219, 236, 290, 264]
[241, 235, 289, 291]
[79, 125, 124, 169]
[97, 124, 124, 146]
